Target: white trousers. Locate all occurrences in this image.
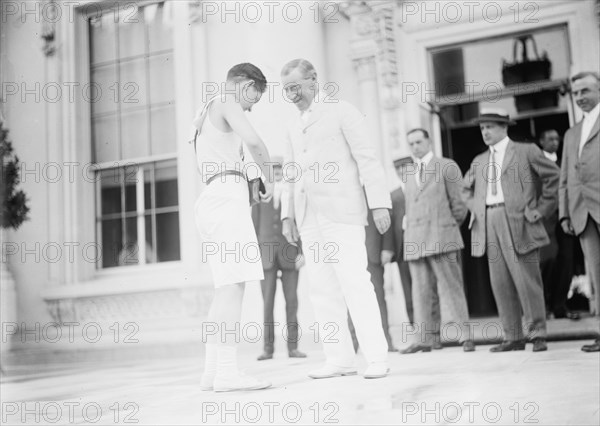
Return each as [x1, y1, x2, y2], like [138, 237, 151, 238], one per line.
[299, 203, 388, 367]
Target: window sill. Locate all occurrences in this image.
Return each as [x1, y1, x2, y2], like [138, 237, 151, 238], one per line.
[41, 262, 212, 300]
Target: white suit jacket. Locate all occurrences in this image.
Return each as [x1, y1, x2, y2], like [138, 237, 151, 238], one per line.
[281, 100, 391, 228]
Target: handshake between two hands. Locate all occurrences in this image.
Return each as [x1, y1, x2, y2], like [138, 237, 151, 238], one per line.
[258, 181, 273, 203]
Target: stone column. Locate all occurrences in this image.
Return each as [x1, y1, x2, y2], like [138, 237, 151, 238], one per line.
[353, 57, 384, 160]
[340, 1, 405, 188]
[340, 1, 411, 332]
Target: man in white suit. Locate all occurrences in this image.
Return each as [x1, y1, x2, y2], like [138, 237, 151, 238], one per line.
[280, 59, 392, 379]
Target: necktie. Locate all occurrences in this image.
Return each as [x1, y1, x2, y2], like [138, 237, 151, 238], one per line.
[491, 148, 498, 196]
[419, 162, 425, 186]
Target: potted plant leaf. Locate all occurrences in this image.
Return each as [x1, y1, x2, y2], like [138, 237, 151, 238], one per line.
[1, 117, 30, 356]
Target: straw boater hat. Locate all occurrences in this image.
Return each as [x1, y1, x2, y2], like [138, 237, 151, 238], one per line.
[473, 107, 516, 125]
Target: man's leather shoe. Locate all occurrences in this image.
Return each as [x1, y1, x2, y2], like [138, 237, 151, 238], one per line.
[388, 346, 398, 352]
[581, 339, 600, 352]
[463, 340, 476, 352]
[554, 310, 581, 320]
[363, 363, 390, 379]
[532, 338, 548, 352]
[308, 364, 357, 379]
[432, 341, 443, 350]
[257, 352, 273, 361]
[490, 340, 526, 352]
[400, 344, 432, 354]
[288, 349, 307, 358]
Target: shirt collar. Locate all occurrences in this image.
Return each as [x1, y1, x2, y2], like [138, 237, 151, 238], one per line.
[299, 96, 320, 117]
[414, 150, 434, 167]
[543, 150, 558, 162]
[583, 103, 600, 122]
[490, 136, 510, 154]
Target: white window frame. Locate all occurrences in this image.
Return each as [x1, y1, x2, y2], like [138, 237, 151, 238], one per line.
[50, 0, 206, 295]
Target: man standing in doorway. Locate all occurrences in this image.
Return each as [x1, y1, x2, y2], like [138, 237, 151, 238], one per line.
[462, 108, 559, 352]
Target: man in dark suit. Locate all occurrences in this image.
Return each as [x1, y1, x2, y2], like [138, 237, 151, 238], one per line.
[537, 129, 580, 321]
[348, 209, 397, 352]
[386, 157, 415, 325]
[401, 129, 474, 354]
[253, 160, 306, 360]
[462, 108, 560, 352]
[559, 72, 600, 352]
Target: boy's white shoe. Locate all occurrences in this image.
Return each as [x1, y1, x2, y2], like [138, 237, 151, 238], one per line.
[213, 372, 271, 392]
[200, 373, 214, 391]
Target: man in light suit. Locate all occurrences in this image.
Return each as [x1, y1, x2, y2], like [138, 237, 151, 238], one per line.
[280, 59, 392, 379]
[384, 156, 442, 349]
[252, 159, 307, 361]
[559, 72, 600, 352]
[462, 108, 560, 352]
[400, 129, 474, 353]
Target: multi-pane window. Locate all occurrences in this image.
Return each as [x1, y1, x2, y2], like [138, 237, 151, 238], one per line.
[97, 161, 180, 268]
[88, 2, 180, 268]
[89, 1, 176, 162]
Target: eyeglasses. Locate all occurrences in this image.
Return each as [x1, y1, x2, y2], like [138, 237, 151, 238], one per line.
[283, 77, 312, 95]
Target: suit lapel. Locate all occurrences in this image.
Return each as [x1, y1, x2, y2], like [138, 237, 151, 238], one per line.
[571, 121, 583, 158]
[290, 118, 306, 155]
[477, 151, 490, 199]
[405, 172, 418, 202]
[582, 116, 599, 148]
[501, 140, 515, 176]
[302, 105, 325, 134]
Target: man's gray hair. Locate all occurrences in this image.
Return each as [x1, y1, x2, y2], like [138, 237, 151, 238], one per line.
[281, 59, 316, 78]
[571, 71, 600, 83]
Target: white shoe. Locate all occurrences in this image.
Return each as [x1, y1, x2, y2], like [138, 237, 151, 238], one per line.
[308, 364, 357, 379]
[200, 373, 214, 391]
[363, 362, 390, 379]
[213, 372, 272, 392]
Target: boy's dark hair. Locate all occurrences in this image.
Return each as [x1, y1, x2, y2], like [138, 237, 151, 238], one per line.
[227, 63, 267, 93]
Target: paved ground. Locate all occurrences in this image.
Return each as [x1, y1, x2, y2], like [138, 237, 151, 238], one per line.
[1, 339, 599, 425]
